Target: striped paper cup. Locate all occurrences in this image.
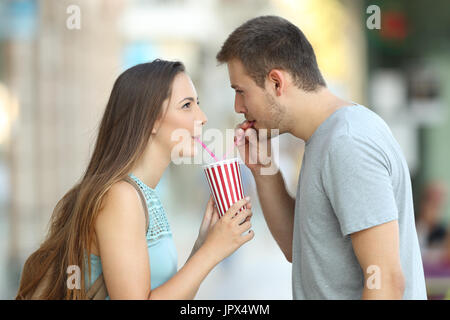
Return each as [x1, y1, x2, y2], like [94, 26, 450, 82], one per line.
[203, 157, 245, 218]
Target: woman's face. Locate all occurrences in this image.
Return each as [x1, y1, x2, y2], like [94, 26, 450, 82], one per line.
[153, 72, 207, 159]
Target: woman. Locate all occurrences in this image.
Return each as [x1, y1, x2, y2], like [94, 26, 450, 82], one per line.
[16, 59, 254, 299]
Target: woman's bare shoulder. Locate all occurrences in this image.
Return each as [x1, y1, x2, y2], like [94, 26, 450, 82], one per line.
[94, 180, 146, 237]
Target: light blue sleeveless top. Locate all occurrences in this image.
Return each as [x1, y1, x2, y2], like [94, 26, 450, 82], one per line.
[85, 173, 178, 299]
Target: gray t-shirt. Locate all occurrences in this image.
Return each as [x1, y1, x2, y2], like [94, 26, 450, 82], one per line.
[292, 104, 427, 299]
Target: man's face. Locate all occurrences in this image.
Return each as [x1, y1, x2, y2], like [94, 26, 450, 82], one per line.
[226, 59, 285, 135]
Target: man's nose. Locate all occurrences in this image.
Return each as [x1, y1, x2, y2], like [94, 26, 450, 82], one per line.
[234, 94, 246, 114]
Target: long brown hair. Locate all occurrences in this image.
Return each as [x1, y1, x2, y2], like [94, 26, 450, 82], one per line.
[16, 59, 185, 299]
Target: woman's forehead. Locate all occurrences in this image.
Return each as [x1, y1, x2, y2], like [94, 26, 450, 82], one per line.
[171, 72, 197, 100]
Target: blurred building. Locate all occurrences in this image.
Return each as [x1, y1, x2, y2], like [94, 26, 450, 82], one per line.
[364, 0, 450, 299]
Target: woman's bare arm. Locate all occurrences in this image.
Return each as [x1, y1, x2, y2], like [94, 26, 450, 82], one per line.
[95, 181, 252, 300]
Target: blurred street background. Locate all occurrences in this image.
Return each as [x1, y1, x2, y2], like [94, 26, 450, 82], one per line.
[1, 0, 450, 299]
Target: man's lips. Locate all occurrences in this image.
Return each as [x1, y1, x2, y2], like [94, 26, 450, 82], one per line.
[245, 120, 256, 127]
[246, 120, 256, 129]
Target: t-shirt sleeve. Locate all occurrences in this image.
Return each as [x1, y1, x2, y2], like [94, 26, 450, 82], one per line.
[322, 134, 398, 237]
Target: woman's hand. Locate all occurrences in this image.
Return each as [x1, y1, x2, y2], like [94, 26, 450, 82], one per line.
[189, 196, 220, 259]
[200, 197, 255, 265]
[193, 196, 220, 254]
[190, 196, 253, 260]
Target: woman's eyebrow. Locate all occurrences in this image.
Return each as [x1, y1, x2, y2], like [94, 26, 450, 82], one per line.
[178, 97, 198, 104]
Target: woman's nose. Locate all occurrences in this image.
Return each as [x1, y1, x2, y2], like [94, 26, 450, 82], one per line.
[198, 107, 208, 126]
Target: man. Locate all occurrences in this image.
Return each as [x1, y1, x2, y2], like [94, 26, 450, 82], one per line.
[216, 15, 427, 299]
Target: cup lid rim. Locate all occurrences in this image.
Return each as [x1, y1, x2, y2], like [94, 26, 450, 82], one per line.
[202, 157, 241, 169]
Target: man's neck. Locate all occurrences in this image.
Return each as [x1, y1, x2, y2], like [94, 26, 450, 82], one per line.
[286, 87, 354, 142]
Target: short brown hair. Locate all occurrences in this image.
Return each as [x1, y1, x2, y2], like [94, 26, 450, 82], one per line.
[216, 15, 326, 91]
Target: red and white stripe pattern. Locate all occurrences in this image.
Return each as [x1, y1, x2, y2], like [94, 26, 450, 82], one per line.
[204, 158, 245, 217]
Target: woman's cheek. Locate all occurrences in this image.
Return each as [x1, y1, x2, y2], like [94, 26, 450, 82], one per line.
[169, 123, 191, 151]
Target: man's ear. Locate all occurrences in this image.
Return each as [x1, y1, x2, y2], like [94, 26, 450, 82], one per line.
[267, 69, 285, 96]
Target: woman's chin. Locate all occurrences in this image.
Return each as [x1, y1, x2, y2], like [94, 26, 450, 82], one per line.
[176, 144, 198, 159]
[189, 140, 200, 158]
[181, 151, 197, 159]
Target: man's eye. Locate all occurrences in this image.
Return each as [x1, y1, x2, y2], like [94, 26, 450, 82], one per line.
[236, 90, 244, 95]
[182, 102, 191, 109]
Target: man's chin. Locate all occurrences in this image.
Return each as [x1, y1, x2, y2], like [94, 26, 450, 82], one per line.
[267, 130, 281, 140]
[253, 124, 281, 139]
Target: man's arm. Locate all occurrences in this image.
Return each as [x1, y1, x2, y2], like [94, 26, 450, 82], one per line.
[252, 169, 296, 262]
[235, 122, 295, 262]
[322, 134, 406, 298]
[350, 220, 405, 299]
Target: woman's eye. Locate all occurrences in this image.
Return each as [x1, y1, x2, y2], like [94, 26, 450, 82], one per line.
[236, 90, 244, 95]
[182, 102, 191, 109]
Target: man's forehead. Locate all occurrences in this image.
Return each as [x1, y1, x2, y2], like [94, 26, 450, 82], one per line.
[227, 60, 249, 88]
[227, 58, 246, 74]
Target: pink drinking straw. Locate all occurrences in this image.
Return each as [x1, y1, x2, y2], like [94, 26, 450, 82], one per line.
[222, 121, 254, 160]
[194, 136, 219, 162]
